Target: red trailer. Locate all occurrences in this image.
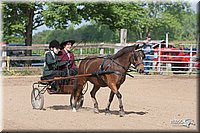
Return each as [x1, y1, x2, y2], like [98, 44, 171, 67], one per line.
[153, 46, 197, 73]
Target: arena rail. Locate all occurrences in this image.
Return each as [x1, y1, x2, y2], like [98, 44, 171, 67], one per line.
[142, 44, 199, 75]
[1, 43, 123, 73]
[1, 43, 198, 75]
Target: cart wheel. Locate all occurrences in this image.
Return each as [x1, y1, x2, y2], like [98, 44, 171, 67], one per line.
[31, 88, 44, 110]
[70, 95, 84, 110]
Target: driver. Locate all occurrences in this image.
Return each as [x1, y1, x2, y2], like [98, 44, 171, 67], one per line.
[41, 40, 69, 92]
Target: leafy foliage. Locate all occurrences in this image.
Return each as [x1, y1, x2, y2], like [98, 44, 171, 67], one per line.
[3, 1, 197, 45]
[32, 24, 119, 43]
[77, 2, 145, 31]
[2, 2, 44, 43]
[42, 3, 82, 29]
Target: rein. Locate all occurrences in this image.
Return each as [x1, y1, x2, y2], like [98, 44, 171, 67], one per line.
[73, 56, 106, 61]
[131, 49, 144, 68]
[134, 62, 143, 68]
[106, 57, 128, 70]
[68, 48, 143, 78]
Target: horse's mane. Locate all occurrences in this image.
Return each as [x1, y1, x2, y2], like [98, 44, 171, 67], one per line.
[111, 45, 136, 59]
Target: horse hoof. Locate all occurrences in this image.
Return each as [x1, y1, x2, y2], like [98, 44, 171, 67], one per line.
[94, 108, 99, 113]
[105, 110, 111, 116]
[119, 111, 125, 117]
[105, 112, 111, 115]
[72, 108, 77, 112]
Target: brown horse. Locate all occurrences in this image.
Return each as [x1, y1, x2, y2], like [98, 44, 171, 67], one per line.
[71, 44, 145, 117]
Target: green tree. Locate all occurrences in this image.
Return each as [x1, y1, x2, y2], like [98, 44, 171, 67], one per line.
[78, 2, 145, 32]
[3, 2, 43, 45]
[2, 2, 82, 46]
[138, 1, 195, 41]
[32, 23, 118, 44]
[4, 1, 196, 47]
[32, 30, 52, 44]
[180, 13, 196, 41]
[42, 3, 82, 29]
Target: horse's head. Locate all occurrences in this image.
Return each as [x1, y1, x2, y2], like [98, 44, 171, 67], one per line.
[130, 44, 145, 73]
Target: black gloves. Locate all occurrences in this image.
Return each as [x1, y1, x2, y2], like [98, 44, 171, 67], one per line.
[66, 60, 70, 64]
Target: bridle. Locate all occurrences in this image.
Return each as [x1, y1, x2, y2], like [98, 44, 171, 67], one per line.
[131, 49, 144, 68]
[107, 48, 144, 71]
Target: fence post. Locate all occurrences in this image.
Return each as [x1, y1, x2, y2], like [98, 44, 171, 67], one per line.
[166, 32, 169, 48]
[120, 29, 127, 44]
[6, 56, 10, 71]
[189, 45, 193, 73]
[80, 48, 83, 55]
[158, 43, 161, 74]
[1, 43, 7, 68]
[114, 29, 127, 54]
[100, 48, 104, 54]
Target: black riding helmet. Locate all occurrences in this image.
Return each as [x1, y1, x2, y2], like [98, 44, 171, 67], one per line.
[49, 40, 60, 49]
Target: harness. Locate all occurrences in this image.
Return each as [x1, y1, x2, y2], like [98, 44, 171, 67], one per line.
[94, 56, 131, 85]
[95, 48, 144, 84]
[73, 48, 144, 84]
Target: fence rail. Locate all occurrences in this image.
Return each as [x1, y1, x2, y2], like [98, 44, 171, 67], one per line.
[1, 54, 107, 61]
[1, 43, 199, 75]
[142, 44, 199, 74]
[2, 43, 123, 50]
[1, 43, 122, 61]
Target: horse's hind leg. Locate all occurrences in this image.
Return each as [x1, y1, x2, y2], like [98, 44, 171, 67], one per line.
[90, 85, 100, 113]
[105, 91, 115, 115]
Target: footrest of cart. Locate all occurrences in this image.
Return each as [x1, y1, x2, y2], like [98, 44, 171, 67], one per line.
[47, 85, 74, 94]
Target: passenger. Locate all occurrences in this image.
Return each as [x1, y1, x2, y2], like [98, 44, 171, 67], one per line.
[41, 40, 69, 92]
[59, 39, 78, 76]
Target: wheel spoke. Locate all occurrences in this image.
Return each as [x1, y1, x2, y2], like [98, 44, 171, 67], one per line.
[31, 88, 44, 110]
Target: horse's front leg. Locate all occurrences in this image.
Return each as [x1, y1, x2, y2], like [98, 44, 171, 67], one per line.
[90, 85, 100, 113]
[116, 91, 125, 117]
[107, 83, 125, 117]
[105, 91, 115, 115]
[71, 77, 86, 112]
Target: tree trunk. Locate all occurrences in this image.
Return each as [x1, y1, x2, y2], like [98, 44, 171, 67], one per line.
[24, 5, 35, 66]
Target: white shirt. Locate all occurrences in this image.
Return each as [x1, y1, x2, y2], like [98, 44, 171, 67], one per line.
[64, 48, 70, 60]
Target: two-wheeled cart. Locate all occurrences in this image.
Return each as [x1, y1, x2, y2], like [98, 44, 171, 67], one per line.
[31, 74, 92, 110]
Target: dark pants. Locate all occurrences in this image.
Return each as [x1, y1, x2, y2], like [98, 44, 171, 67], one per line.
[41, 68, 78, 89]
[144, 54, 153, 74]
[69, 68, 78, 76]
[41, 70, 68, 80]
[41, 70, 69, 90]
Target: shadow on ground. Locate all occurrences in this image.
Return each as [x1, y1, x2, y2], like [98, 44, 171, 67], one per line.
[46, 105, 148, 116]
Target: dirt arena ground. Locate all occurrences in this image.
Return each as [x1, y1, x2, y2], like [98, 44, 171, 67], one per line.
[2, 75, 198, 131]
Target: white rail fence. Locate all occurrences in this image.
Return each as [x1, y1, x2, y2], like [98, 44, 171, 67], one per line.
[1, 43, 199, 75]
[142, 44, 199, 74]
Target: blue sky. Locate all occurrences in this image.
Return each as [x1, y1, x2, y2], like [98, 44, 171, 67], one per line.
[32, 0, 199, 35]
